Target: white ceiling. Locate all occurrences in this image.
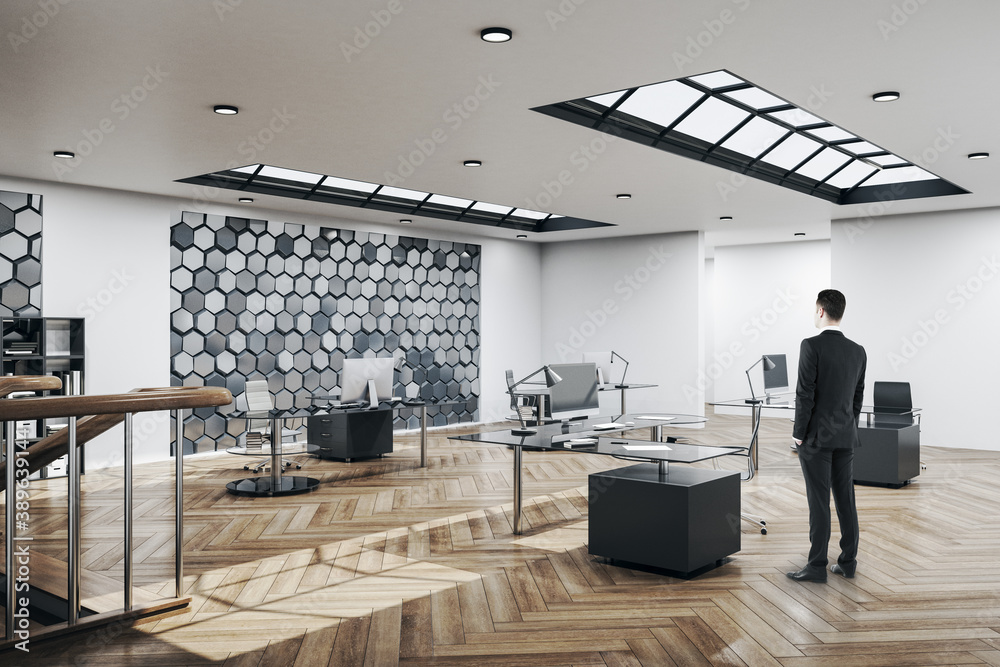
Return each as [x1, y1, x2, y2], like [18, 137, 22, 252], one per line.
[2, 0, 997, 248]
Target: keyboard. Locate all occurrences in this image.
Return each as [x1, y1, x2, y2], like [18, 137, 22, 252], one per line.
[592, 422, 625, 430]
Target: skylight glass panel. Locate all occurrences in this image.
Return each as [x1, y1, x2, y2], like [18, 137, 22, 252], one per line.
[839, 141, 882, 156]
[615, 81, 703, 128]
[672, 97, 750, 144]
[586, 90, 627, 109]
[258, 166, 323, 184]
[722, 87, 786, 110]
[759, 133, 823, 170]
[320, 175, 379, 193]
[825, 160, 878, 189]
[867, 154, 908, 167]
[767, 108, 823, 127]
[426, 194, 473, 208]
[231, 164, 261, 174]
[805, 125, 856, 142]
[470, 201, 512, 215]
[375, 186, 429, 201]
[720, 116, 789, 158]
[862, 165, 936, 186]
[795, 147, 852, 181]
[687, 70, 744, 89]
[511, 208, 549, 220]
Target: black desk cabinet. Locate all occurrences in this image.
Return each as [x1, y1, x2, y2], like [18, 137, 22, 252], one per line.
[854, 423, 920, 488]
[588, 464, 741, 576]
[307, 409, 392, 461]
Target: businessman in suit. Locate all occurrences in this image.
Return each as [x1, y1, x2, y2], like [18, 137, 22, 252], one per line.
[787, 289, 867, 583]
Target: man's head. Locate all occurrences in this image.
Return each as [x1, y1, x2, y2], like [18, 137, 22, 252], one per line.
[814, 289, 846, 327]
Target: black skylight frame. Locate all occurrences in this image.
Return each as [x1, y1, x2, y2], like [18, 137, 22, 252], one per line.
[532, 70, 969, 205]
[177, 165, 613, 233]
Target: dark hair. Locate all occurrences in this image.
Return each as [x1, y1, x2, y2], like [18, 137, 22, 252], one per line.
[817, 289, 846, 322]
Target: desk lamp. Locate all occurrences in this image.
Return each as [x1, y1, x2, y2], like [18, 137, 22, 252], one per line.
[745, 355, 776, 404]
[610, 350, 630, 388]
[508, 366, 562, 436]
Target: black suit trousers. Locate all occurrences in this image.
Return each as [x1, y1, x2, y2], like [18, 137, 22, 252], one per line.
[798, 447, 859, 570]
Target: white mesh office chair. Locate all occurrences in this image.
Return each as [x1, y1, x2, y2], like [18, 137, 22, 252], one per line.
[240, 379, 304, 473]
[714, 415, 767, 535]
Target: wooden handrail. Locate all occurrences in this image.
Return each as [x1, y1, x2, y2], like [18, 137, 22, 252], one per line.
[0, 375, 62, 397]
[0, 386, 232, 421]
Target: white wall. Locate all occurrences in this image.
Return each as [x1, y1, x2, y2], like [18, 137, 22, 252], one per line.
[538, 231, 704, 415]
[711, 240, 831, 415]
[1, 175, 540, 465]
[833, 208, 1000, 450]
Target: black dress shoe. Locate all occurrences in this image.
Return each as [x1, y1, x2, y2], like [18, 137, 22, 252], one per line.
[830, 563, 855, 578]
[786, 567, 827, 583]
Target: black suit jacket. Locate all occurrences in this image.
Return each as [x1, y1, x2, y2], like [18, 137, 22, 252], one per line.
[793, 329, 867, 450]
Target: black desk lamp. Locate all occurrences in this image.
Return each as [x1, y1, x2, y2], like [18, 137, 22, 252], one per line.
[745, 355, 776, 404]
[508, 365, 562, 436]
[610, 350, 630, 388]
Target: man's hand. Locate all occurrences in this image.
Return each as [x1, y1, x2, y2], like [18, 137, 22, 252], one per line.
[793, 438, 802, 445]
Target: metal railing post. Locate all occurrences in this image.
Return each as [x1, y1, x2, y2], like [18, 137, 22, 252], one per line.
[67, 416, 80, 625]
[124, 412, 133, 611]
[174, 409, 183, 597]
[5, 421, 15, 641]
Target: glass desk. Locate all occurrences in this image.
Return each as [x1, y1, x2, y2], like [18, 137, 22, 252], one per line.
[511, 382, 658, 424]
[452, 413, 723, 535]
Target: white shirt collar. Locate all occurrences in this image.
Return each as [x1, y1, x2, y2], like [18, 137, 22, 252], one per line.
[820, 324, 842, 332]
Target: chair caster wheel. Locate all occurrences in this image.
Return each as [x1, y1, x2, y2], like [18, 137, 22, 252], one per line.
[760, 520, 766, 526]
[760, 528, 767, 535]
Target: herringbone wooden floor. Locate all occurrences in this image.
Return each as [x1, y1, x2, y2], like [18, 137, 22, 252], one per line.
[7, 407, 1000, 666]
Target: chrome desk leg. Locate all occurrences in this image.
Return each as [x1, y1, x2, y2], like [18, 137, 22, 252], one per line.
[750, 403, 761, 471]
[658, 460, 668, 476]
[420, 405, 428, 468]
[651, 424, 662, 442]
[270, 416, 281, 492]
[536, 395, 546, 426]
[620, 388, 627, 415]
[513, 445, 523, 535]
[124, 412, 133, 611]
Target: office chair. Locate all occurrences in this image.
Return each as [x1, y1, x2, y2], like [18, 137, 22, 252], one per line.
[872, 380, 925, 470]
[714, 413, 767, 534]
[240, 379, 305, 473]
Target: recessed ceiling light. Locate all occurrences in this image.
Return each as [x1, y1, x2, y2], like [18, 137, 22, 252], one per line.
[399, 219, 412, 224]
[615, 193, 631, 199]
[968, 152, 990, 160]
[463, 160, 482, 167]
[871, 91, 900, 102]
[480, 27, 512, 43]
[719, 215, 733, 221]
[794, 232, 806, 236]
[52, 150, 75, 159]
[516, 234, 528, 239]
[238, 197, 254, 203]
[213, 104, 239, 115]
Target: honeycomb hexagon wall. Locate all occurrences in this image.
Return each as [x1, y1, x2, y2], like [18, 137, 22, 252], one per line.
[170, 212, 480, 454]
[0, 190, 42, 317]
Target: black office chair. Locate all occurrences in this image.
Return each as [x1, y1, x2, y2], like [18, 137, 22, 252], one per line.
[872, 381, 915, 426]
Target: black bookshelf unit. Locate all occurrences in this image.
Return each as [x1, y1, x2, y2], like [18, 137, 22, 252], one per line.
[2, 316, 86, 478]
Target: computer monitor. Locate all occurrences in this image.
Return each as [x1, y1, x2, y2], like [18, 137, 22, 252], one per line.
[581, 351, 625, 386]
[340, 356, 395, 405]
[547, 362, 601, 420]
[762, 354, 789, 396]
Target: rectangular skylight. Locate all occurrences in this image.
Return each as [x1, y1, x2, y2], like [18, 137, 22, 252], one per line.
[796, 147, 852, 182]
[759, 133, 823, 171]
[470, 201, 513, 215]
[231, 164, 261, 174]
[531, 68, 969, 205]
[673, 96, 750, 144]
[616, 81, 703, 129]
[320, 176, 379, 194]
[258, 166, 324, 184]
[720, 116, 789, 158]
[511, 208, 549, 220]
[426, 194, 473, 208]
[375, 186, 429, 201]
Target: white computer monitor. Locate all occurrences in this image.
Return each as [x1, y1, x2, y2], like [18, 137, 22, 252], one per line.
[762, 353, 789, 397]
[340, 356, 395, 404]
[547, 362, 601, 420]
[582, 351, 625, 386]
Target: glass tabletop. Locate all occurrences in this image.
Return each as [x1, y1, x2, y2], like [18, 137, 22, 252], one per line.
[710, 395, 921, 415]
